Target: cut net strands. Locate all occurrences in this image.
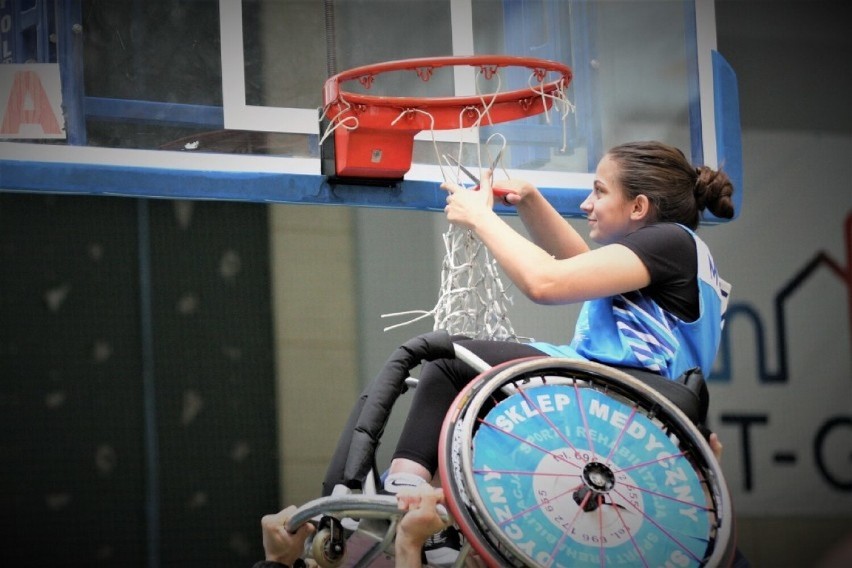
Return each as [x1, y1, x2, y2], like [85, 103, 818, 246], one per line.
[382, 109, 523, 341]
[439, 224, 521, 340]
[382, 222, 522, 341]
[380, 143, 523, 341]
[381, 143, 522, 341]
[333, 62, 574, 341]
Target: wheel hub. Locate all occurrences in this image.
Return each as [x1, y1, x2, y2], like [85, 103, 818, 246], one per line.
[573, 461, 616, 512]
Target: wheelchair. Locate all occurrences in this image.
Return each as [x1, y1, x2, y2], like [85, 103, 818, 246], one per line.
[285, 330, 735, 567]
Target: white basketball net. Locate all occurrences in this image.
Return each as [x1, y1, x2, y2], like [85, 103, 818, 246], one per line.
[382, 219, 520, 340]
[435, 223, 520, 340]
[380, 66, 574, 341]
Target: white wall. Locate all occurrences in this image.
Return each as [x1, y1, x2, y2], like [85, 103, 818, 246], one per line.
[703, 130, 851, 516]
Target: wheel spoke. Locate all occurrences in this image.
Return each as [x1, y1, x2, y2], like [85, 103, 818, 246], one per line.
[616, 481, 715, 513]
[573, 380, 597, 456]
[477, 417, 584, 469]
[610, 486, 707, 563]
[496, 484, 581, 528]
[473, 467, 580, 480]
[598, 495, 606, 567]
[616, 449, 689, 474]
[612, 500, 651, 568]
[603, 404, 638, 465]
[517, 385, 583, 456]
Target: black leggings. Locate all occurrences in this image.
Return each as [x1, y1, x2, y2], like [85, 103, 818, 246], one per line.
[393, 337, 547, 476]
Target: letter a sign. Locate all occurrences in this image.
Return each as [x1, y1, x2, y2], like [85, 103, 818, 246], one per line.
[0, 64, 66, 139]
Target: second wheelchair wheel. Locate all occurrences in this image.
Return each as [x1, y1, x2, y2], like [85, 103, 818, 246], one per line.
[438, 357, 735, 568]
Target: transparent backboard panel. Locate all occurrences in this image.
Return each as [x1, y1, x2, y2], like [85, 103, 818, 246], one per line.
[232, 0, 699, 172]
[0, 0, 740, 216]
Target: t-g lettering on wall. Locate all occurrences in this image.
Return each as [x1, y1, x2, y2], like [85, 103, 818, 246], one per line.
[710, 215, 852, 515]
[0, 64, 65, 139]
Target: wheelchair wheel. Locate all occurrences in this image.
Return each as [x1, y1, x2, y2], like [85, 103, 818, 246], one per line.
[438, 358, 735, 568]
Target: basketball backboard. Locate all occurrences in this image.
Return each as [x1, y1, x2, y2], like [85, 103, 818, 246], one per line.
[0, 0, 741, 219]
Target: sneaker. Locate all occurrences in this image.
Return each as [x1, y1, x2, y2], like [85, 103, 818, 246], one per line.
[423, 526, 462, 567]
[382, 472, 429, 495]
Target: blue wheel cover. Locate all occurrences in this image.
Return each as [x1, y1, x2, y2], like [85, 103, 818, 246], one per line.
[471, 384, 711, 567]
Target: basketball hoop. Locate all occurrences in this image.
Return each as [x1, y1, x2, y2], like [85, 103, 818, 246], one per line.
[320, 55, 573, 180]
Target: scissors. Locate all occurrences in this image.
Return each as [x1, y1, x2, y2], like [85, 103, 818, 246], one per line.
[443, 153, 513, 203]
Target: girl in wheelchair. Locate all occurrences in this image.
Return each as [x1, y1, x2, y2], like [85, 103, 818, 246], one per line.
[386, 140, 734, 496]
[315, 140, 742, 567]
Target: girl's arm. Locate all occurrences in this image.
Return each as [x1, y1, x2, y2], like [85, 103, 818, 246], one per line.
[496, 177, 590, 260]
[475, 214, 649, 304]
[444, 177, 650, 305]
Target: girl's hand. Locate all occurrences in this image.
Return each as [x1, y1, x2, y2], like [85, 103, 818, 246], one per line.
[441, 169, 496, 229]
[709, 432, 724, 462]
[396, 486, 449, 545]
[260, 505, 315, 565]
[395, 485, 452, 567]
[492, 177, 538, 207]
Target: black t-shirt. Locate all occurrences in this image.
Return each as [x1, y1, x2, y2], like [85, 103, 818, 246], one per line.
[617, 223, 699, 322]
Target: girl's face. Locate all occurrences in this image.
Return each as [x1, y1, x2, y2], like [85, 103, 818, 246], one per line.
[580, 154, 644, 244]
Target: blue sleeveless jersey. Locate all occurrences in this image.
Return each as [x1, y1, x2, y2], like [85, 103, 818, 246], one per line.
[531, 227, 731, 379]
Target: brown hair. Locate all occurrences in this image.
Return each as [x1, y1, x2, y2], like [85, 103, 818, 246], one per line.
[606, 141, 735, 230]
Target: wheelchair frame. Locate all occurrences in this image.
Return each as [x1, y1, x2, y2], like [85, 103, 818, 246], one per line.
[286, 331, 735, 567]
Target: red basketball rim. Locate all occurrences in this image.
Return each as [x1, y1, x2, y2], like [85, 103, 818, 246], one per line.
[323, 55, 572, 111]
